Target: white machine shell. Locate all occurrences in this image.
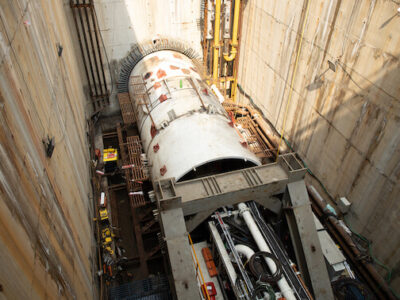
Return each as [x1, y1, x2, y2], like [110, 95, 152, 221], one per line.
[129, 50, 260, 181]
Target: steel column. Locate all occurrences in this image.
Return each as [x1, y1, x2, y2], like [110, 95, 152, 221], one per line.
[159, 208, 201, 300]
[285, 180, 334, 300]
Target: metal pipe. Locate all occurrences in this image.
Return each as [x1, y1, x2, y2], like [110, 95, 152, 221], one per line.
[223, 0, 232, 39]
[211, 84, 224, 103]
[306, 184, 396, 300]
[206, 0, 213, 40]
[82, 0, 103, 96]
[212, 0, 221, 81]
[89, 0, 108, 96]
[223, 0, 240, 61]
[291, 263, 314, 300]
[70, 0, 92, 97]
[76, 0, 98, 96]
[225, 101, 288, 153]
[238, 203, 296, 300]
[209, 222, 238, 285]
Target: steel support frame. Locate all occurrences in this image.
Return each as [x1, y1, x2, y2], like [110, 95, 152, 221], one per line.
[154, 153, 334, 299]
[284, 181, 334, 300]
[154, 154, 305, 216]
[159, 207, 201, 300]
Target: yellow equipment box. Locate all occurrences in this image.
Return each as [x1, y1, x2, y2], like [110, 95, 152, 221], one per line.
[99, 208, 109, 221]
[101, 228, 112, 244]
[103, 148, 118, 162]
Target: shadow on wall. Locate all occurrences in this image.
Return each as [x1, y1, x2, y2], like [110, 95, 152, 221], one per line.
[239, 46, 400, 293]
[234, 3, 400, 292]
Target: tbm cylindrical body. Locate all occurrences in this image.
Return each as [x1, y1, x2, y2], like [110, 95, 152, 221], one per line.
[129, 50, 260, 181]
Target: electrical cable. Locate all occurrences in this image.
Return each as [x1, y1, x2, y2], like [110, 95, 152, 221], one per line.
[225, 218, 251, 236]
[251, 282, 276, 300]
[249, 251, 283, 284]
[343, 214, 398, 295]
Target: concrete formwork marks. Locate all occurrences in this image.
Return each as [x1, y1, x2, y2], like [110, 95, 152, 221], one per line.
[238, 0, 400, 292]
[0, 1, 93, 299]
[93, 0, 202, 61]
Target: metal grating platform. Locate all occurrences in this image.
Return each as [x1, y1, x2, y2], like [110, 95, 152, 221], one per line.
[118, 93, 136, 125]
[126, 136, 147, 208]
[126, 136, 147, 181]
[109, 275, 171, 300]
[130, 75, 147, 95]
[117, 125, 148, 208]
[222, 102, 276, 159]
[236, 116, 274, 158]
[130, 75, 146, 86]
[135, 93, 150, 106]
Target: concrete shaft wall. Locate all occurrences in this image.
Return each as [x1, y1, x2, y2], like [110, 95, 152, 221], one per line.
[0, 1, 94, 299]
[238, 0, 400, 289]
[94, 0, 202, 61]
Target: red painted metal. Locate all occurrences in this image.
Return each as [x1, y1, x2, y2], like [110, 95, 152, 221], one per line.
[159, 94, 168, 103]
[160, 165, 167, 176]
[156, 69, 166, 79]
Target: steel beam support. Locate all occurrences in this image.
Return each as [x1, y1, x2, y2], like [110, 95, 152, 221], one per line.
[285, 180, 334, 300]
[185, 209, 215, 232]
[159, 208, 201, 300]
[155, 154, 307, 300]
[254, 196, 282, 214]
[154, 154, 306, 216]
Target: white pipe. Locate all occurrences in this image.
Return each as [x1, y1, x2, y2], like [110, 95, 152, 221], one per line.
[206, 0, 214, 39]
[238, 203, 296, 300]
[209, 222, 237, 284]
[235, 244, 254, 260]
[223, 0, 232, 39]
[211, 84, 225, 103]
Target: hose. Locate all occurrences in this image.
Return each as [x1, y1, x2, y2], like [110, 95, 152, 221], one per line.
[249, 251, 283, 284]
[251, 282, 276, 300]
